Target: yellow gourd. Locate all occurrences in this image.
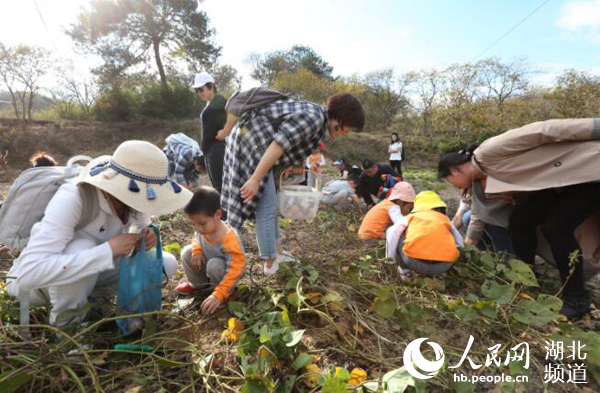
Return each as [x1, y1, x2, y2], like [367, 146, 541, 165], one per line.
[348, 367, 367, 386]
[221, 318, 245, 343]
[304, 364, 320, 388]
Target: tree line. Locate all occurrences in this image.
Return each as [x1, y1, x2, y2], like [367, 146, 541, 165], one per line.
[0, 0, 599, 141]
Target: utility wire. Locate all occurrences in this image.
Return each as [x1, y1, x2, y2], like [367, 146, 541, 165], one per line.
[470, 0, 552, 62]
[33, 0, 59, 52]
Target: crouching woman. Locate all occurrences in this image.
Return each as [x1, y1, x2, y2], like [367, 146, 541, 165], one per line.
[6, 141, 192, 326]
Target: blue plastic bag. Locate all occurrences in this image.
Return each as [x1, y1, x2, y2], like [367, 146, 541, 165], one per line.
[116, 225, 163, 334]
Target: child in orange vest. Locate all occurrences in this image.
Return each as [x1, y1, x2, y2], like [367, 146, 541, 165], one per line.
[306, 143, 326, 191]
[358, 182, 415, 240]
[397, 191, 463, 277]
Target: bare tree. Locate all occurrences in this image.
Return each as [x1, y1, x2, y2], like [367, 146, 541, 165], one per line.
[442, 63, 481, 138]
[408, 69, 443, 137]
[0, 43, 51, 121]
[57, 67, 99, 121]
[478, 57, 530, 125]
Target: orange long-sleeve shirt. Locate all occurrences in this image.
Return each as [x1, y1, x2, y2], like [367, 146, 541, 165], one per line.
[191, 225, 246, 302]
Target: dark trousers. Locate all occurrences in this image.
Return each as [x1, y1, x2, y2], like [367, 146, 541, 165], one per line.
[390, 160, 402, 178]
[204, 143, 226, 193]
[509, 183, 600, 296]
[485, 224, 514, 256]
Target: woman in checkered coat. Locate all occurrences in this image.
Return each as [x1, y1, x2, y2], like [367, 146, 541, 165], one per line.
[219, 93, 365, 275]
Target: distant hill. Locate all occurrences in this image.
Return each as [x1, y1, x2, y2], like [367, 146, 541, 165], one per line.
[0, 91, 54, 112]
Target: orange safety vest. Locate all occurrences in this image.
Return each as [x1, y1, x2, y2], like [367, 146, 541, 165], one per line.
[309, 153, 323, 174]
[403, 210, 459, 262]
[358, 200, 396, 240]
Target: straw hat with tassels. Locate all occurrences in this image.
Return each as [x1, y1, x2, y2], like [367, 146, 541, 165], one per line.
[77, 140, 193, 216]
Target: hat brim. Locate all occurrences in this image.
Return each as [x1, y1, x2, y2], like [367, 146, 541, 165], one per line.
[412, 201, 447, 213]
[76, 155, 193, 217]
[389, 193, 414, 203]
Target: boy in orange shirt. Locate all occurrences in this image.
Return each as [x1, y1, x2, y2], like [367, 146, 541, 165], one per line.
[176, 186, 246, 315]
[358, 182, 415, 240]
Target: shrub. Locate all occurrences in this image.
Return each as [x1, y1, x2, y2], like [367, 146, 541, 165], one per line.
[94, 88, 136, 122]
[136, 82, 203, 120]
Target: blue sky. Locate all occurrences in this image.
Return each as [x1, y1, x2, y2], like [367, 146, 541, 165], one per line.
[1, 0, 599, 87]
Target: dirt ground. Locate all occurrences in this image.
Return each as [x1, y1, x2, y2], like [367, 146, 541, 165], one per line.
[1, 120, 598, 392]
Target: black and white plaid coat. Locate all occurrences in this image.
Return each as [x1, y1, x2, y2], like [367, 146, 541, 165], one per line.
[221, 98, 327, 230]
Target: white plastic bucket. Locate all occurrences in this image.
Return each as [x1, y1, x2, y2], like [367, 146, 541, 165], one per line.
[279, 171, 321, 220]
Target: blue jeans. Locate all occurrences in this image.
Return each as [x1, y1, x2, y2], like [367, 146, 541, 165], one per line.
[462, 209, 513, 255]
[307, 172, 323, 191]
[255, 171, 280, 260]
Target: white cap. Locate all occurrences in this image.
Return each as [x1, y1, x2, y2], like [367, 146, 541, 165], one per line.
[191, 72, 215, 90]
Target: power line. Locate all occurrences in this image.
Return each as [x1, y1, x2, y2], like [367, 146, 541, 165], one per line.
[470, 0, 552, 62]
[32, 0, 59, 52]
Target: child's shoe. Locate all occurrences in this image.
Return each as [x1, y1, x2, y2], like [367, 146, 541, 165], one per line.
[397, 267, 413, 282]
[264, 259, 280, 276]
[176, 282, 204, 295]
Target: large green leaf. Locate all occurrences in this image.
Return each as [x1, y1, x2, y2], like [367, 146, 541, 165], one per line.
[554, 324, 600, 384]
[481, 281, 514, 305]
[383, 366, 416, 393]
[284, 329, 305, 347]
[451, 380, 475, 393]
[479, 252, 496, 271]
[375, 285, 395, 301]
[504, 260, 539, 287]
[241, 378, 269, 393]
[0, 372, 33, 393]
[373, 297, 396, 318]
[259, 325, 272, 344]
[277, 375, 296, 393]
[321, 377, 348, 392]
[227, 301, 246, 317]
[456, 304, 477, 322]
[513, 295, 561, 326]
[290, 353, 312, 371]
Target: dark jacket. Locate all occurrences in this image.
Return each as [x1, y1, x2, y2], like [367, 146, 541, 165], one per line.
[201, 94, 227, 152]
[358, 164, 398, 206]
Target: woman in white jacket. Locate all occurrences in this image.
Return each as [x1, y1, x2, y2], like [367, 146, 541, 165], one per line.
[7, 141, 192, 326]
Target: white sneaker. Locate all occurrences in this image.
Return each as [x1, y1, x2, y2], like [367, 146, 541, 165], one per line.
[277, 252, 298, 264]
[264, 259, 280, 276]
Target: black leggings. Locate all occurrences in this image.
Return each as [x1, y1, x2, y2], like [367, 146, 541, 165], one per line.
[204, 142, 226, 193]
[390, 160, 402, 178]
[509, 183, 600, 296]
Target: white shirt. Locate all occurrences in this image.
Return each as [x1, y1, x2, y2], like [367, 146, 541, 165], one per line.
[389, 142, 403, 161]
[8, 183, 150, 291]
[322, 180, 356, 198]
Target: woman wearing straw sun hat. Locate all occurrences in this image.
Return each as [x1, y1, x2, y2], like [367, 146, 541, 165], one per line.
[6, 140, 192, 326]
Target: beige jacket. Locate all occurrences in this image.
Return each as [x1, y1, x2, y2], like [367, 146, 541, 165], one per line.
[473, 118, 600, 194]
[473, 118, 600, 274]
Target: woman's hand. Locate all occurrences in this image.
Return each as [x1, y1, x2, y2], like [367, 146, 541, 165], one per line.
[282, 165, 304, 178]
[201, 294, 222, 315]
[109, 234, 140, 257]
[215, 129, 228, 141]
[465, 237, 478, 246]
[140, 227, 157, 250]
[241, 177, 260, 204]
